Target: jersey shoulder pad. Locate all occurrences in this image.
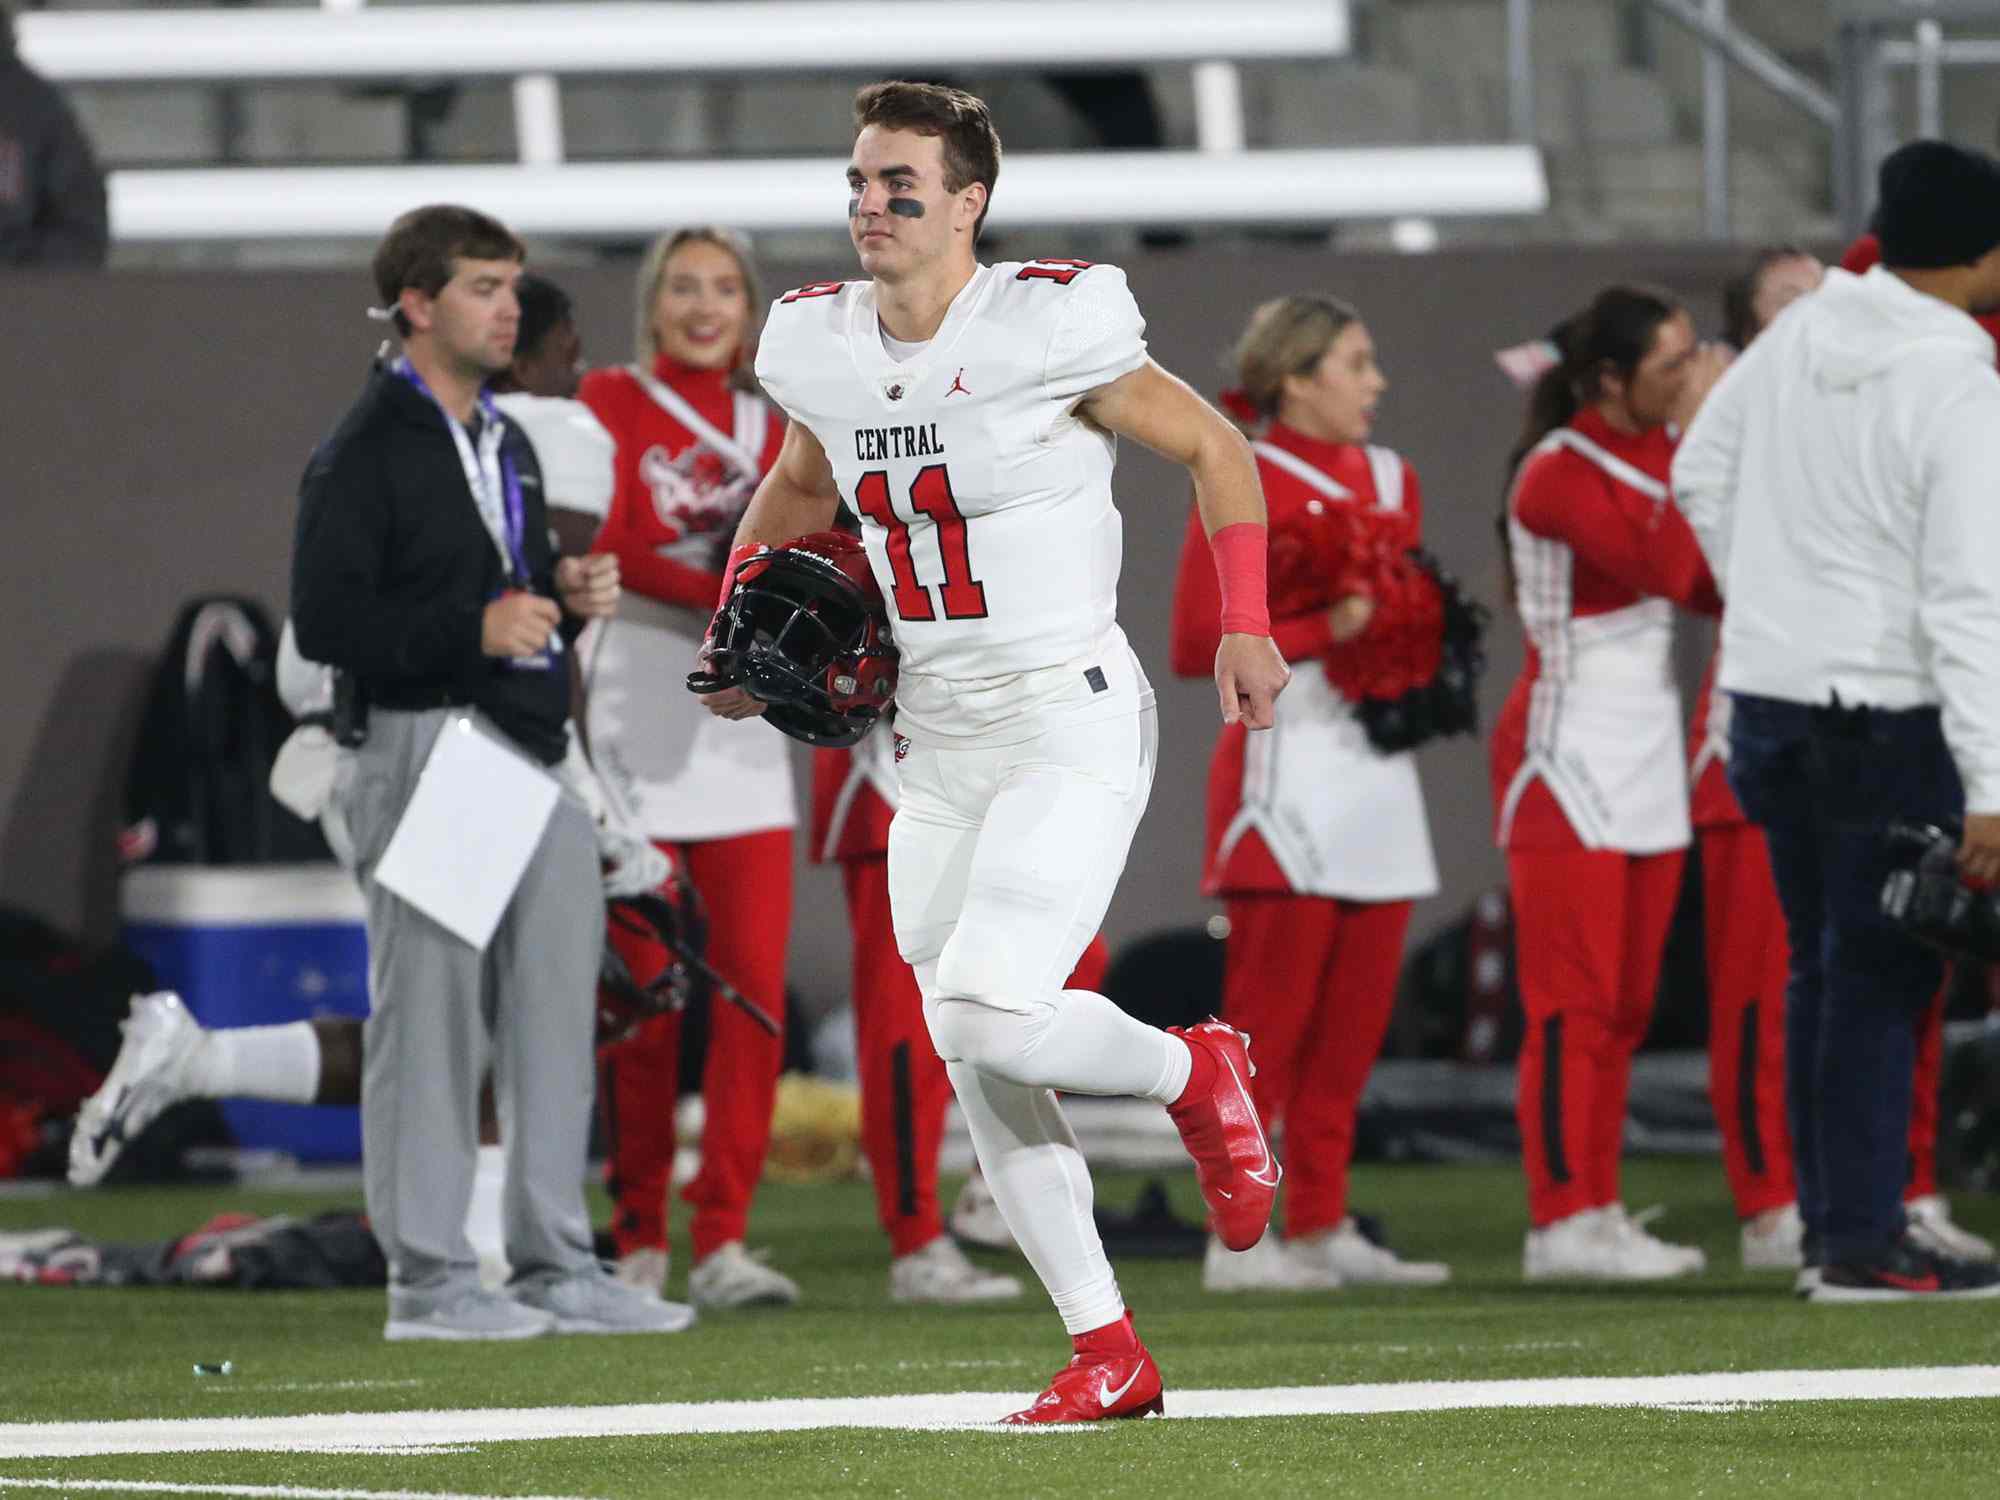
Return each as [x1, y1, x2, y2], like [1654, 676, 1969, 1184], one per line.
[758, 282, 862, 402]
[1020, 260, 1146, 401]
[775, 279, 854, 306]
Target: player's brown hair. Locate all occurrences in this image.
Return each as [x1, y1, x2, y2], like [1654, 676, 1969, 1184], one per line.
[371, 204, 524, 336]
[1227, 295, 1365, 429]
[633, 225, 765, 392]
[852, 81, 1003, 240]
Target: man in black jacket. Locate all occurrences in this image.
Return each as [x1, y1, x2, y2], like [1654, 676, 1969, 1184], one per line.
[293, 204, 690, 1340]
[0, 5, 109, 266]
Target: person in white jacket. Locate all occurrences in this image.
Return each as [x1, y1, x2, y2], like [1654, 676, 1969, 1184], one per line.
[1672, 139, 2000, 1303]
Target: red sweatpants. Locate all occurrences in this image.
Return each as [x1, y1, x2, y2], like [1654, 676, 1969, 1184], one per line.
[843, 854, 1109, 1257]
[1510, 846, 1684, 1227]
[1221, 894, 1413, 1239]
[600, 828, 792, 1262]
[1700, 823, 1947, 1214]
[1699, 824, 1797, 1219]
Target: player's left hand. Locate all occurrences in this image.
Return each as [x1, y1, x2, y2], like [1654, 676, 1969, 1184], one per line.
[556, 553, 621, 619]
[1216, 633, 1290, 730]
[698, 684, 768, 721]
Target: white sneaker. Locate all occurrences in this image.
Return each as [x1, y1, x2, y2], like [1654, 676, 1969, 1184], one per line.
[1202, 1231, 1341, 1292]
[1740, 1203, 1805, 1271]
[614, 1247, 669, 1299]
[1292, 1217, 1451, 1286]
[948, 1173, 1019, 1252]
[513, 1268, 697, 1334]
[688, 1241, 800, 1309]
[68, 992, 203, 1187]
[1907, 1194, 1998, 1263]
[384, 1287, 555, 1342]
[1795, 1265, 1822, 1298]
[1524, 1208, 1611, 1280]
[1524, 1206, 1702, 1281]
[1604, 1203, 1707, 1276]
[888, 1236, 1024, 1304]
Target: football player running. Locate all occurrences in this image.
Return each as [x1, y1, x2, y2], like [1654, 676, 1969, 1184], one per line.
[696, 81, 1289, 1424]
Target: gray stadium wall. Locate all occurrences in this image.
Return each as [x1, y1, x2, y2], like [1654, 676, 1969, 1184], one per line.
[0, 243, 1756, 1010]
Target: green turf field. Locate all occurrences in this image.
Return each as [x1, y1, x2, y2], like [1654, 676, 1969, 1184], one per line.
[4, 1158, 1998, 1496]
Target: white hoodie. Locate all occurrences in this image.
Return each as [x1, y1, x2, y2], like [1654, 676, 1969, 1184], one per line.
[1673, 265, 2000, 811]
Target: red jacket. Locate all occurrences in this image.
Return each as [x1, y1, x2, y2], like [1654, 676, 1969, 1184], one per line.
[1171, 425, 1425, 893]
[577, 356, 784, 610]
[1491, 407, 1721, 848]
[810, 745, 895, 864]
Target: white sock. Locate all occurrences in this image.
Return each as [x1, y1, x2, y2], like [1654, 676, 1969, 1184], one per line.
[465, 1143, 509, 1285]
[185, 1021, 320, 1104]
[946, 1060, 1124, 1335]
[935, 989, 1191, 1103]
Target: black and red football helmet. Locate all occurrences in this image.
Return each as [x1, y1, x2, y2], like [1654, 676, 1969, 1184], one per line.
[687, 530, 897, 748]
[598, 874, 780, 1045]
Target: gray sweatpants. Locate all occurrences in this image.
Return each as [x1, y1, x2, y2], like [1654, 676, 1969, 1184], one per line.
[335, 707, 602, 1302]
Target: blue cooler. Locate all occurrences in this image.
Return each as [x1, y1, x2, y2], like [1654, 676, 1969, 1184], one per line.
[120, 864, 369, 1162]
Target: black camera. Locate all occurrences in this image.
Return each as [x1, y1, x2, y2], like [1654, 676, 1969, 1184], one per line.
[1880, 822, 2000, 963]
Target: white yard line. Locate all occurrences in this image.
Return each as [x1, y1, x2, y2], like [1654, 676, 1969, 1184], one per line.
[3, 1365, 1997, 1458]
[0, 1483, 580, 1500]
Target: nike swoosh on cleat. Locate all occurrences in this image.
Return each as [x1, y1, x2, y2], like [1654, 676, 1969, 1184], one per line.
[1218, 1052, 1280, 1187]
[1099, 1368, 1144, 1408]
[91, 1088, 135, 1156]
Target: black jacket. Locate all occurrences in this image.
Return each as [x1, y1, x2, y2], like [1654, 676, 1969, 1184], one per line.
[0, 55, 110, 266]
[291, 362, 581, 764]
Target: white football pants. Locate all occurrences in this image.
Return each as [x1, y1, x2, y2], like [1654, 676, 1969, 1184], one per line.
[891, 706, 1190, 1334]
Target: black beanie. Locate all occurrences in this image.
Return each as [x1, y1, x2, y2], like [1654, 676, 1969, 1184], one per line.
[1877, 139, 2000, 270]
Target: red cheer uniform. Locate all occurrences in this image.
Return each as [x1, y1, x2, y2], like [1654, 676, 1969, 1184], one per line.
[579, 353, 792, 1264]
[1171, 424, 1439, 1239]
[1492, 408, 1722, 1229]
[812, 734, 1109, 1258]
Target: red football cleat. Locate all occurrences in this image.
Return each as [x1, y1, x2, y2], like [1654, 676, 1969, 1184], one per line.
[1165, 1019, 1280, 1251]
[1002, 1316, 1164, 1425]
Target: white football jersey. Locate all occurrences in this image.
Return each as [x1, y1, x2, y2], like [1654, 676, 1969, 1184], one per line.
[756, 260, 1149, 738]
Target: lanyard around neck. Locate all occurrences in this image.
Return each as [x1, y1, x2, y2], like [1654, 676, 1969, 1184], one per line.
[393, 358, 529, 583]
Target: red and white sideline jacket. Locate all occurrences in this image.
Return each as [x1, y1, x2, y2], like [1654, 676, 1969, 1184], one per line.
[578, 355, 793, 843]
[811, 732, 900, 866]
[1171, 424, 1438, 901]
[1491, 407, 1721, 854]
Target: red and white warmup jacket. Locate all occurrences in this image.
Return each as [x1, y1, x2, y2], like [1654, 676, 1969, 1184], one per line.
[811, 731, 900, 867]
[1492, 408, 1721, 853]
[1171, 425, 1437, 901]
[577, 356, 792, 841]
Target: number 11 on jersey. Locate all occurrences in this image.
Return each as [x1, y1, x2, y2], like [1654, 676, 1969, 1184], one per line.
[852, 466, 990, 622]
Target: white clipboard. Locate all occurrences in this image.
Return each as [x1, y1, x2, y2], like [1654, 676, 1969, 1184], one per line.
[373, 716, 561, 951]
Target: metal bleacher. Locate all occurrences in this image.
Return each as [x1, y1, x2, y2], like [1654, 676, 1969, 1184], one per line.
[19, 0, 2000, 254]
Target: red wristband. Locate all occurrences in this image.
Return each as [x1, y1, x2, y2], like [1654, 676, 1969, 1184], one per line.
[1211, 522, 1271, 636]
[717, 543, 762, 610]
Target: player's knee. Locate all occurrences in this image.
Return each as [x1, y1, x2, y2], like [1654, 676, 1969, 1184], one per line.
[927, 995, 1051, 1081]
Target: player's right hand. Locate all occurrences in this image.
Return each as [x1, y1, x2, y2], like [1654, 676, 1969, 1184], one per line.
[1215, 633, 1290, 730]
[697, 684, 768, 721]
[481, 592, 561, 658]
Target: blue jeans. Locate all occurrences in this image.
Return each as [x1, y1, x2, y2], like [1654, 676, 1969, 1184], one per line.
[1726, 694, 1960, 1264]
